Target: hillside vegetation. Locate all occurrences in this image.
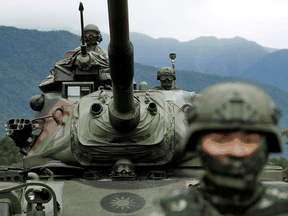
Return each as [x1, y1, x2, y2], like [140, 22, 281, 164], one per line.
[0, 134, 22, 166]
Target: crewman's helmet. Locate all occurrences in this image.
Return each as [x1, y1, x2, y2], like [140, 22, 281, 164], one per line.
[83, 24, 103, 44]
[184, 82, 282, 153]
[183, 82, 283, 190]
[157, 67, 176, 81]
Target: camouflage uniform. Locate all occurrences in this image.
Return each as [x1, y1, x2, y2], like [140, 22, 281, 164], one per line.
[40, 24, 110, 92]
[161, 183, 288, 216]
[160, 82, 288, 216]
[73, 44, 108, 60]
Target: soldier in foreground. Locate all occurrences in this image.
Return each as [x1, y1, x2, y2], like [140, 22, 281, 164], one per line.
[152, 67, 176, 90]
[66, 24, 108, 59]
[160, 82, 288, 216]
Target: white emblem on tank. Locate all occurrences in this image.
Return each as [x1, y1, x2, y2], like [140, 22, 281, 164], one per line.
[110, 196, 137, 210]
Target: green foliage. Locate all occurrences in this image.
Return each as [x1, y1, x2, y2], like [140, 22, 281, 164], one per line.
[283, 167, 288, 179]
[268, 156, 288, 178]
[0, 134, 23, 166]
[269, 156, 288, 169]
[0, 26, 81, 135]
[281, 129, 288, 144]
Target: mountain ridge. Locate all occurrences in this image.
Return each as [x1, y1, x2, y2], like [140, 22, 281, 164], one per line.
[240, 49, 288, 92]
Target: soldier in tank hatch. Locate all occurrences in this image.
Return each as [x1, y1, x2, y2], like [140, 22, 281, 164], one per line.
[152, 67, 176, 90]
[160, 82, 288, 216]
[39, 23, 111, 94]
[66, 24, 108, 60]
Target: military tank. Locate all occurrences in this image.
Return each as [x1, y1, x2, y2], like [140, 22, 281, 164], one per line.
[0, 1, 285, 216]
[0, 1, 201, 215]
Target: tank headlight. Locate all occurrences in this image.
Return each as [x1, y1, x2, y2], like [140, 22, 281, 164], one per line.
[27, 191, 36, 201]
[25, 188, 52, 204]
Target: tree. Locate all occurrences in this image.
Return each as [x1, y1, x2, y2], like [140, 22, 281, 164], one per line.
[281, 129, 288, 145]
[0, 134, 23, 166]
[283, 167, 288, 179]
[269, 156, 288, 169]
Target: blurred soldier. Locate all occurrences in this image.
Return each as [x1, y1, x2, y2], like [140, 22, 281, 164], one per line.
[160, 82, 288, 216]
[66, 24, 108, 59]
[152, 67, 176, 90]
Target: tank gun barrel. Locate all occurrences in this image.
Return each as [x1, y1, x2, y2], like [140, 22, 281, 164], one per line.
[108, 0, 130, 49]
[108, 0, 134, 112]
[107, 0, 140, 132]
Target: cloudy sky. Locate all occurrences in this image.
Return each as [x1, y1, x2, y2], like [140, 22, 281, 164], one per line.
[2, 0, 288, 49]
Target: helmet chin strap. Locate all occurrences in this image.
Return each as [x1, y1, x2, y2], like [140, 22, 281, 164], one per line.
[205, 169, 255, 190]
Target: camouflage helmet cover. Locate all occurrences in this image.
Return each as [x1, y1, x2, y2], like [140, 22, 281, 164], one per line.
[113, 159, 134, 173]
[114, 158, 134, 166]
[84, 24, 100, 33]
[184, 82, 282, 153]
[157, 67, 176, 80]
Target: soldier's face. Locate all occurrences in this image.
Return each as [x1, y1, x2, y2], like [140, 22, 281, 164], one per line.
[199, 130, 266, 189]
[85, 31, 98, 44]
[201, 130, 262, 164]
[160, 76, 173, 89]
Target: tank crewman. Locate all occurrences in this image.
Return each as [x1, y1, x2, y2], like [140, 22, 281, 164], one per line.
[152, 67, 176, 90]
[39, 24, 111, 93]
[66, 24, 108, 59]
[160, 82, 288, 216]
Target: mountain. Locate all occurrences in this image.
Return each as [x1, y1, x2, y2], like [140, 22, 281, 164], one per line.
[3, 25, 276, 80]
[240, 49, 288, 92]
[0, 26, 80, 136]
[101, 32, 288, 92]
[98, 32, 274, 77]
[130, 34, 272, 77]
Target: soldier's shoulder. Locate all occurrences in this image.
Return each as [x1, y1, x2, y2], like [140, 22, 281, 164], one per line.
[260, 186, 288, 206]
[97, 46, 106, 51]
[72, 46, 81, 51]
[152, 86, 165, 90]
[94, 46, 108, 59]
[65, 47, 80, 58]
[160, 188, 218, 216]
[250, 186, 288, 216]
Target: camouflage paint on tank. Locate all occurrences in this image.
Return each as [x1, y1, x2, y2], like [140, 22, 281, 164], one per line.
[71, 90, 176, 166]
[24, 98, 76, 167]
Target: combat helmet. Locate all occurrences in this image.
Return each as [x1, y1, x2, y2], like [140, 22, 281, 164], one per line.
[157, 67, 176, 81]
[111, 159, 136, 179]
[184, 82, 283, 153]
[83, 24, 103, 44]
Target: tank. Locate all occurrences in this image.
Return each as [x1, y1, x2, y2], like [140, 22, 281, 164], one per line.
[0, 1, 284, 216]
